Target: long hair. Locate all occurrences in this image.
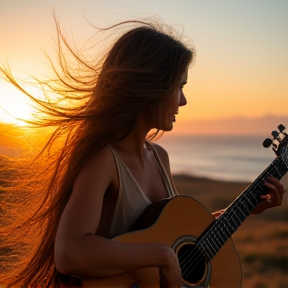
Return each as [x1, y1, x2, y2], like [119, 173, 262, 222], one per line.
[0, 18, 194, 287]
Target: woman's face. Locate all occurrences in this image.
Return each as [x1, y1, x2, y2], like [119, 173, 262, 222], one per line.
[162, 66, 188, 131]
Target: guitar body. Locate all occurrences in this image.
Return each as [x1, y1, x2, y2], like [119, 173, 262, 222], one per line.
[82, 196, 242, 288]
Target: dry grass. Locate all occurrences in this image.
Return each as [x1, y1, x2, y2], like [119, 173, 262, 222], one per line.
[1, 136, 287, 287]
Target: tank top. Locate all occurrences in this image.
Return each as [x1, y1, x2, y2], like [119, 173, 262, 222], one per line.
[108, 142, 177, 238]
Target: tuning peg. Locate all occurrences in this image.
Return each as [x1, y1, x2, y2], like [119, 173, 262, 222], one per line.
[271, 130, 279, 139]
[278, 124, 286, 133]
[263, 138, 273, 148]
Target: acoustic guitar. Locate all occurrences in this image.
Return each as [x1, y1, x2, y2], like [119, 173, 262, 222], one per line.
[82, 125, 288, 288]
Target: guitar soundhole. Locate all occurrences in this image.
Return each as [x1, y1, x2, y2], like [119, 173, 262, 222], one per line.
[178, 244, 206, 284]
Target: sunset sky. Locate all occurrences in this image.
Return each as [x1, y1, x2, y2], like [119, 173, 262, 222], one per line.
[0, 0, 287, 134]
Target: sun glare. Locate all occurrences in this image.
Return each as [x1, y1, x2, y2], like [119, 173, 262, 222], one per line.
[0, 86, 35, 126]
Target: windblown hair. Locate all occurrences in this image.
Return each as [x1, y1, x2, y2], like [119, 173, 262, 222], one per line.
[0, 17, 194, 287]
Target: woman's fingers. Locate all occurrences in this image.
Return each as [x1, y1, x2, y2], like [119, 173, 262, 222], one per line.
[261, 176, 285, 206]
[159, 247, 182, 288]
[252, 176, 285, 214]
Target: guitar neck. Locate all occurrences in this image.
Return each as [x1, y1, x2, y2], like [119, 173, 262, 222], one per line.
[198, 155, 288, 261]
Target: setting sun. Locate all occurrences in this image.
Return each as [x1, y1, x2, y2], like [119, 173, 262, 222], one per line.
[0, 85, 35, 126]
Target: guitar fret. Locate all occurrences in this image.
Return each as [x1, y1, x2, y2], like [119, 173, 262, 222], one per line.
[210, 227, 224, 248]
[217, 225, 229, 244]
[255, 181, 264, 190]
[234, 212, 242, 224]
[282, 155, 288, 168]
[199, 240, 214, 260]
[250, 187, 261, 200]
[239, 198, 250, 214]
[197, 153, 288, 261]
[230, 213, 239, 228]
[272, 163, 282, 177]
[237, 211, 246, 223]
[210, 238, 221, 253]
[268, 157, 287, 179]
[222, 213, 236, 234]
[219, 222, 230, 242]
[226, 215, 237, 234]
[215, 227, 226, 244]
[202, 213, 237, 259]
[205, 236, 218, 255]
[243, 195, 254, 209]
[222, 214, 234, 234]
[236, 208, 244, 220]
[237, 207, 248, 219]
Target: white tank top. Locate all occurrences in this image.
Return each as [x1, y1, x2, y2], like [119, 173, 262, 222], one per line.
[108, 142, 177, 237]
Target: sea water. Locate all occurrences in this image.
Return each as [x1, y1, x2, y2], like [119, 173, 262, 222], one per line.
[157, 134, 276, 182]
[0, 134, 278, 183]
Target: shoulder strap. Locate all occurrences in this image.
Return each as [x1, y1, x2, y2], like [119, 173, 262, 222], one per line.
[146, 142, 177, 197]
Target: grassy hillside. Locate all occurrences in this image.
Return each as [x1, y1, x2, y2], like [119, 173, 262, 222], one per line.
[0, 145, 287, 287]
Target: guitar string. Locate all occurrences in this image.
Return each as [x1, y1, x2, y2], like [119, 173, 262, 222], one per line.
[181, 174, 276, 279]
[180, 147, 288, 278]
[179, 202, 248, 270]
[179, 155, 288, 280]
[181, 157, 288, 280]
[179, 196, 253, 279]
[177, 155, 286, 277]
[180, 198, 252, 279]
[180, 191, 263, 279]
[178, 176, 265, 272]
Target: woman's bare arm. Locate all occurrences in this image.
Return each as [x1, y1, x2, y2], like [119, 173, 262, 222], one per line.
[54, 146, 180, 286]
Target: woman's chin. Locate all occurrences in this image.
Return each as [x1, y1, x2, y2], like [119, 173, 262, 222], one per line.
[154, 121, 174, 132]
[163, 123, 174, 132]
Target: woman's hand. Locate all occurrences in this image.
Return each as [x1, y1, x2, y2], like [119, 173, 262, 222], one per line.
[212, 209, 226, 219]
[252, 176, 285, 214]
[158, 245, 182, 288]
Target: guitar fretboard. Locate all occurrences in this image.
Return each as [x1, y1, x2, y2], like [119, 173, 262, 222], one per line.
[197, 155, 288, 261]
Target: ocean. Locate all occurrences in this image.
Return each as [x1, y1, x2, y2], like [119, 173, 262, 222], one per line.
[157, 134, 277, 183]
[0, 134, 278, 183]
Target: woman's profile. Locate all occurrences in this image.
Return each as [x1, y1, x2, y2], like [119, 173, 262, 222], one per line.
[0, 17, 285, 288]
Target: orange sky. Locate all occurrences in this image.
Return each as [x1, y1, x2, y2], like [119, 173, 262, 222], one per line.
[0, 0, 287, 134]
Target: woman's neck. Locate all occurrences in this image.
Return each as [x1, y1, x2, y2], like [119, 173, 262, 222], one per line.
[112, 116, 150, 159]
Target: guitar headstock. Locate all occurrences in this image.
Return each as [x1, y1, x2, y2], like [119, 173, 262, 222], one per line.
[263, 124, 288, 159]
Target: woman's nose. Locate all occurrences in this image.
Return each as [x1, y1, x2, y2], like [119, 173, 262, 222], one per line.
[179, 93, 187, 106]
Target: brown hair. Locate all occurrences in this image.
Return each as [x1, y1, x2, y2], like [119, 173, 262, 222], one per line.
[0, 18, 194, 287]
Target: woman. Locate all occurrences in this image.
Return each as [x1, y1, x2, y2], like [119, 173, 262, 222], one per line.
[0, 19, 285, 288]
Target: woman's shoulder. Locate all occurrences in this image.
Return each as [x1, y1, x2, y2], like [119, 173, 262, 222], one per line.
[76, 145, 116, 182]
[85, 145, 114, 165]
